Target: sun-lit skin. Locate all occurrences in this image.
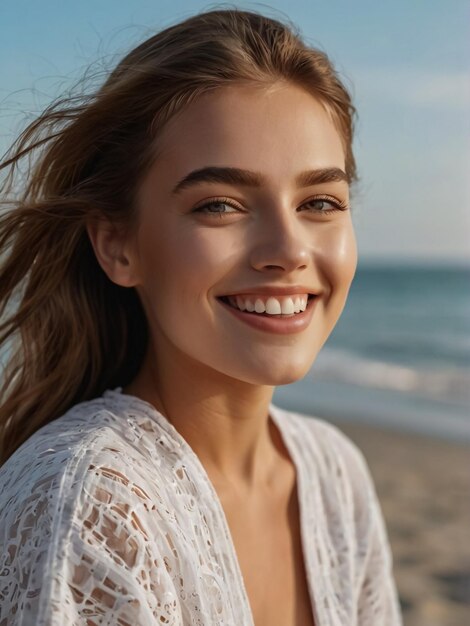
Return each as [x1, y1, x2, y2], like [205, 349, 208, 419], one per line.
[87, 81, 357, 494]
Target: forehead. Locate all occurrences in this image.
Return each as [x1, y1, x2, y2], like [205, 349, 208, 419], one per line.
[150, 82, 346, 186]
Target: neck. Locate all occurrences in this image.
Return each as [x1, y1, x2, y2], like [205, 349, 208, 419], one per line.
[122, 345, 289, 492]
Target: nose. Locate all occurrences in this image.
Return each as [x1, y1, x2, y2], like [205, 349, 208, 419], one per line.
[249, 212, 310, 273]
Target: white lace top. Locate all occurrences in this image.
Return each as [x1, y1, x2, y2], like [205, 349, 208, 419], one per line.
[0, 387, 402, 625]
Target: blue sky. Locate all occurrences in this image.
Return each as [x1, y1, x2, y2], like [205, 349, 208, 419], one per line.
[1, 0, 469, 263]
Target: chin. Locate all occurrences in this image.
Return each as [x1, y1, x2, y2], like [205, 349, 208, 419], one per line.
[241, 359, 315, 387]
[268, 369, 311, 386]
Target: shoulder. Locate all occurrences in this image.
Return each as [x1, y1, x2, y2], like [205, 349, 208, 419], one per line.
[274, 404, 373, 488]
[274, 405, 396, 572]
[0, 395, 183, 624]
[0, 396, 166, 624]
[273, 404, 382, 539]
[0, 393, 167, 534]
[0, 396, 136, 504]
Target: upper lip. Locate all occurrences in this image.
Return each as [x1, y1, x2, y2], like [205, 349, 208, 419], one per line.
[218, 285, 318, 297]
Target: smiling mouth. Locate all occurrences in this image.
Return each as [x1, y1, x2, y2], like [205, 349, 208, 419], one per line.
[217, 294, 316, 317]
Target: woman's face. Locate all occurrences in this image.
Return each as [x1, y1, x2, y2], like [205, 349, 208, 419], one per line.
[127, 82, 357, 386]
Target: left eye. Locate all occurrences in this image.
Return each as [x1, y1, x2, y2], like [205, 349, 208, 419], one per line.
[192, 199, 241, 217]
[303, 198, 344, 213]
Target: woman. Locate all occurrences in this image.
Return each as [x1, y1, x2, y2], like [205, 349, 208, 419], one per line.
[0, 8, 402, 625]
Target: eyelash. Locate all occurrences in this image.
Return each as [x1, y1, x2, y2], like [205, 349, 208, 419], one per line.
[192, 195, 349, 217]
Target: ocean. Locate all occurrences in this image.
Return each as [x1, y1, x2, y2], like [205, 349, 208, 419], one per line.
[273, 263, 470, 442]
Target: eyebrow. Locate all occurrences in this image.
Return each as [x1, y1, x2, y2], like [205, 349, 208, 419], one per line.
[171, 165, 349, 194]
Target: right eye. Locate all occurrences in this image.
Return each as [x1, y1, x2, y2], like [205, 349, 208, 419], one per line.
[192, 198, 242, 218]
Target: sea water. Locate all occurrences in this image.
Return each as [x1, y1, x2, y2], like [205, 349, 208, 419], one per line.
[273, 263, 470, 442]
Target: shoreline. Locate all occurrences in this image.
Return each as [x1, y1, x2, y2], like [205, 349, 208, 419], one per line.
[331, 419, 470, 626]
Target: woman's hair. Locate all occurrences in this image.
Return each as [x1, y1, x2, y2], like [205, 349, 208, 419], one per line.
[0, 7, 357, 464]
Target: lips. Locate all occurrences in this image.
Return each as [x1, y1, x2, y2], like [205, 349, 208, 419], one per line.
[217, 293, 317, 334]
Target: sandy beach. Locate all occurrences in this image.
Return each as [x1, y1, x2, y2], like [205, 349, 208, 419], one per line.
[331, 420, 470, 626]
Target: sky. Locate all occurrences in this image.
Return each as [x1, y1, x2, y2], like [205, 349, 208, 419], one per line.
[1, 0, 469, 264]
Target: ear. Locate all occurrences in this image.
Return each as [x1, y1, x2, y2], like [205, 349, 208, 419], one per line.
[86, 217, 140, 287]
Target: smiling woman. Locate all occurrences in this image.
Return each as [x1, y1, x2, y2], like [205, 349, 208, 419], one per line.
[0, 8, 402, 626]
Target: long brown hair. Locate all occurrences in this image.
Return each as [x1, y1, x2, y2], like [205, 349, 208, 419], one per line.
[0, 7, 357, 465]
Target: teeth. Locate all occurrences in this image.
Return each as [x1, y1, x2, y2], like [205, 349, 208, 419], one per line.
[276, 298, 294, 314]
[237, 296, 246, 311]
[266, 298, 282, 315]
[255, 299, 266, 313]
[227, 295, 309, 315]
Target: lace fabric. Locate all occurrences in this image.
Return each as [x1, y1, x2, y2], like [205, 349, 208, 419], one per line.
[0, 387, 403, 625]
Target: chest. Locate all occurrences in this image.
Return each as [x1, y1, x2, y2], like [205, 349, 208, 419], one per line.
[218, 483, 316, 626]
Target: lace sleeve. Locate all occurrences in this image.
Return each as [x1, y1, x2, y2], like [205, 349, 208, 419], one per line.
[348, 443, 403, 626]
[312, 419, 403, 625]
[0, 451, 184, 626]
[355, 485, 403, 626]
[60, 461, 184, 626]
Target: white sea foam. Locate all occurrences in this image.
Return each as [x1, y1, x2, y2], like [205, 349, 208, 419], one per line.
[309, 347, 470, 406]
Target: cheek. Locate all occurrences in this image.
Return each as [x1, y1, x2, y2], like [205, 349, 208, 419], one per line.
[141, 226, 236, 308]
[311, 221, 357, 341]
[321, 221, 357, 290]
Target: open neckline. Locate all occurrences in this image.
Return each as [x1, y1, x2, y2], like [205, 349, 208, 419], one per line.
[103, 386, 321, 626]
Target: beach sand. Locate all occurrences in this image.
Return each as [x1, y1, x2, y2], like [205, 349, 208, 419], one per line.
[332, 420, 470, 626]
